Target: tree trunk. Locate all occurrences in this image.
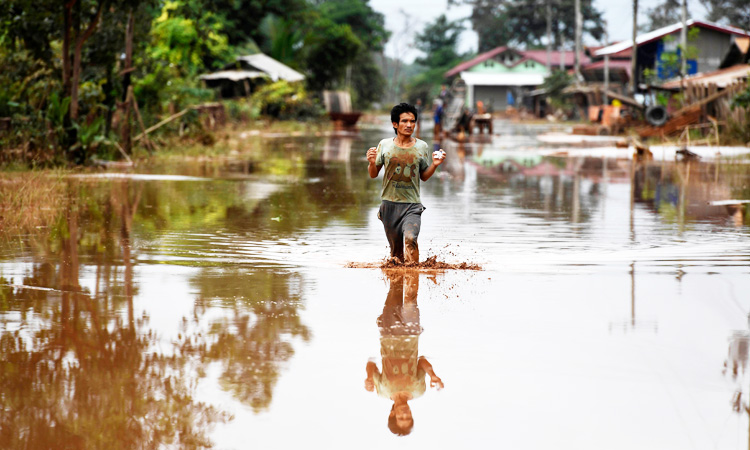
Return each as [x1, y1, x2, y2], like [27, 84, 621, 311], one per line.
[70, 0, 105, 120]
[62, 0, 75, 98]
[122, 8, 135, 102]
[546, 0, 552, 70]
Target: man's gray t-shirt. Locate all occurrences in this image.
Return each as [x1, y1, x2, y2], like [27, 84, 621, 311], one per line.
[375, 138, 431, 203]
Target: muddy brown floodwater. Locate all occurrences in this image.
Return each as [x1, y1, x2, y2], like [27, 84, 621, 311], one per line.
[2, 120, 750, 449]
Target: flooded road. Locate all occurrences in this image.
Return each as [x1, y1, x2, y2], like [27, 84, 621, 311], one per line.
[2, 121, 750, 449]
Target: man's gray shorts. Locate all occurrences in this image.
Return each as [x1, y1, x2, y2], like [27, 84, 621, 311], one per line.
[377, 200, 425, 261]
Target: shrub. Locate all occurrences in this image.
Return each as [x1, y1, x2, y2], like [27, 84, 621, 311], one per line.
[250, 81, 323, 120]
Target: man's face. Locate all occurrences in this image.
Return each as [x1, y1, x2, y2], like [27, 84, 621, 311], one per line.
[393, 112, 416, 137]
[394, 404, 413, 430]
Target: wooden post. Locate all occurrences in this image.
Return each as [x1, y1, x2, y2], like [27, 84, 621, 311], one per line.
[121, 92, 132, 155]
[127, 86, 155, 154]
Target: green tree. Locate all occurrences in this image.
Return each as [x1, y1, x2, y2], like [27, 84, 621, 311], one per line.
[642, 0, 685, 32]
[315, 0, 390, 109]
[700, 0, 750, 31]
[317, 0, 389, 52]
[450, 0, 605, 50]
[205, 0, 309, 49]
[0, 0, 60, 61]
[541, 69, 573, 108]
[407, 14, 465, 100]
[414, 14, 465, 70]
[260, 14, 305, 68]
[301, 16, 362, 92]
[350, 51, 386, 109]
[452, 0, 511, 53]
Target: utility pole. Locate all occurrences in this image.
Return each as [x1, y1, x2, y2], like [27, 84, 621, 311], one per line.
[680, 0, 688, 76]
[546, 0, 552, 70]
[629, 0, 638, 96]
[603, 24, 609, 105]
[559, 32, 566, 71]
[574, 0, 582, 82]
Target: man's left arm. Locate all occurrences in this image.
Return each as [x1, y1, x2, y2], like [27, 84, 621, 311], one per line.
[420, 149, 445, 182]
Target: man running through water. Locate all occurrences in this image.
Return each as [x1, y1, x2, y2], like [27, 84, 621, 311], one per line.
[366, 103, 446, 264]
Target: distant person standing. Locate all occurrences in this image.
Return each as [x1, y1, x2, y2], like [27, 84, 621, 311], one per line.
[438, 84, 449, 102]
[366, 103, 445, 264]
[506, 90, 515, 107]
[433, 99, 443, 140]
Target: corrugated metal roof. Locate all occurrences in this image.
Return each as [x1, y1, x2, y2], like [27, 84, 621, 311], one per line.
[522, 49, 590, 67]
[595, 20, 750, 57]
[237, 54, 305, 83]
[661, 64, 750, 88]
[199, 70, 266, 81]
[445, 47, 588, 78]
[581, 59, 632, 72]
[445, 47, 511, 78]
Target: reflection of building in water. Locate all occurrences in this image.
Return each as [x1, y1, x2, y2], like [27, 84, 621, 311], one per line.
[365, 272, 443, 436]
[633, 160, 749, 226]
[322, 136, 353, 184]
[321, 136, 352, 164]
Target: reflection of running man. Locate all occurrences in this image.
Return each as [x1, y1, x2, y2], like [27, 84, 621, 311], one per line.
[364, 272, 443, 436]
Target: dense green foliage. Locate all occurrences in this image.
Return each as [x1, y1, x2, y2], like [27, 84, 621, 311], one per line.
[541, 70, 573, 109]
[642, 0, 685, 32]
[406, 15, 466, 102]
[702, 0, 750, 31]
[449, 0, 605, 52]
[0, 0, 388, 165]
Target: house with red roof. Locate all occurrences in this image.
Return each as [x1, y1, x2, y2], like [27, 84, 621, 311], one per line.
[444, 46, 588, 110]
[590, 20, 748, 88]
[446, 20, 748, 113]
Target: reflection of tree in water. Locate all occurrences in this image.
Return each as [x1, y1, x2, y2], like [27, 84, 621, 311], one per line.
[222, 157, 376, 234]
[1, 146, 374, 444]
[0, 182, 227, 449]
[186, 269, 311, 412]
[126, 156, 376, 239]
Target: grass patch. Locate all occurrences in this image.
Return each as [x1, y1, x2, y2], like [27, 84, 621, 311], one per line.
[135, 119, 332, 161]
[0, 171, 67, 237]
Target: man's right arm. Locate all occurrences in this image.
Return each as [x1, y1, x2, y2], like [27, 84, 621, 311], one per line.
[366, 147, 381, 178]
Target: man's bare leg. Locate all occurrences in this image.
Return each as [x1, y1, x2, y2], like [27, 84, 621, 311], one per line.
[404, 238, 419, 264]
[403, 210, 422, 264]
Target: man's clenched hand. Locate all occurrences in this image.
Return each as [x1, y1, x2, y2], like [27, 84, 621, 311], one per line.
[366, 147, 377, 164]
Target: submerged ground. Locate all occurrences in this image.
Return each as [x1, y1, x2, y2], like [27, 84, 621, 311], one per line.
[2, 119, 750, 449]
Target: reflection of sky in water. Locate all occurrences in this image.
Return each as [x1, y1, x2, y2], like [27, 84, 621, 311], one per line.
[1, 123, 750, 448]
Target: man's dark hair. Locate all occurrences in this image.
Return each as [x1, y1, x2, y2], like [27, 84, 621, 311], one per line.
[390, 103, 418, 135]
[387, 405, 414, 436]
